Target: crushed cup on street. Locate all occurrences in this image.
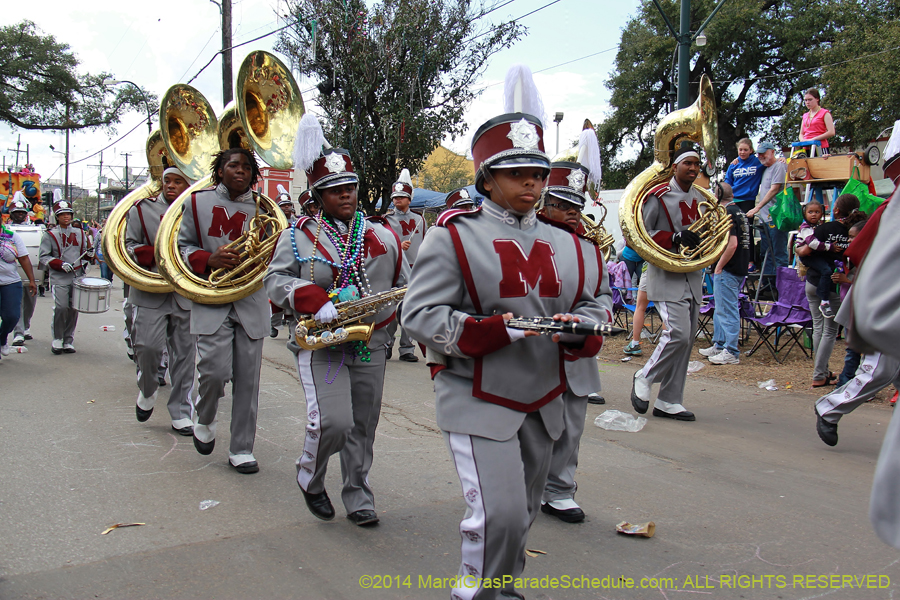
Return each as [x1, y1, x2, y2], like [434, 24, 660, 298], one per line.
[687, 360, 704, 373]
[757, 379, 778, 391]
[100, 325, 116, 332]
[616, 521, 656, 538]
[12, 347, 28, 353]
[199, 500, 220, 511]
[595, 410, 647, 432]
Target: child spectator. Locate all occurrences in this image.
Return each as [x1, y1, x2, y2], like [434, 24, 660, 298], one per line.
[796, 200, 843, 318]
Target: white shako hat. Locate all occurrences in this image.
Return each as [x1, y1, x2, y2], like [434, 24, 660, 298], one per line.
[445, 187, 475, 210]
[546, 119, 603, 208]
[52, 188, 73, 215]
[276, 184, 293, 207]
[391, 168, 413, 199]
[292, 113, 358, 191]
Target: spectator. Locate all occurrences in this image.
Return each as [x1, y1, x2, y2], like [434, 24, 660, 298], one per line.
[799, 88, 835, 154]
[832, 218, 867, 386]
[724, 139, 764, 272]
[796, 194, 865, 388]
[746, 142, 790, 277]
[0, 224, 38, 358]
[700, 182, 750, 365]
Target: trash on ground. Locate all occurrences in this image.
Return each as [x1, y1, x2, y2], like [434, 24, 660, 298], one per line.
[616, 521, 656, 538]
[524, 548, 546, 558]
[594, 410, 647, 432]
[87, 399, 95, 404]
[101, 522, 145, 535]
[621, 356, 632, 362]
[199, 500, 220, 511]
[100, 325, 117, 331]
[758, 379, 776, 389]
[686, 361, 704, 373]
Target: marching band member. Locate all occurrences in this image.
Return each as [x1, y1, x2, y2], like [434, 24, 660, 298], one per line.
[39, 191, 92, 355]
[401, 64, 607, 600]
[126, 167, 197, 435]
[537, 134, 612, 524]
[631, 145, 705, 422]
[265, 114, 408, 526]
[444, 187, 476, 211]
[384, 168, 426, 362]
[9, 198, 37, 346]
[299, 189, 319, 218]
[270, 186, 298, 338]
[178, 148, 269, 474]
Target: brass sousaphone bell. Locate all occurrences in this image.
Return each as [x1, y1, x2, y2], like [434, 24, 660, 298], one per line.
[154, 51, 302, 304]
[101, 129, 175, 292]
[618, 74, 730, 273]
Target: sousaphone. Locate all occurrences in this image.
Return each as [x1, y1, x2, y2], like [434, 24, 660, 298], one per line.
[155, 51, 303, 304]
[618, 74, 729, 273]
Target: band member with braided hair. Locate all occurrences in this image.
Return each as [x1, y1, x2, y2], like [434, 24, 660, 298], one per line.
[265, 114, 408, 526]
[127, 167, 197, 435]
[178, 148, 269, 474]
[631, 145, 705, 422]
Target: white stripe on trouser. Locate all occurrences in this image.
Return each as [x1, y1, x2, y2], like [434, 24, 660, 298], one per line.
[448, 433, 486, 600]
[295, 349, 322, 491]
[641, 300, 671, 379]
[817, 352, 900, 422]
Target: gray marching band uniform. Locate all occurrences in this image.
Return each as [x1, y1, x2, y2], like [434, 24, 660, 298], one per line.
[179, 184, 269, 467]
[264, 214, 409, 515]
[384, 208, 427, 358]
[639, 176, 704, 413]
[126, 195, 196, 429]
[543, 235, 612, 506]
[402, 200, 606, 600]
[39, 224, 90, 347]
[816, 351, 900, 425]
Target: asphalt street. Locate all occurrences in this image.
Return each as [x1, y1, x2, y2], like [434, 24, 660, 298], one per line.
[1, 285, 898, 600]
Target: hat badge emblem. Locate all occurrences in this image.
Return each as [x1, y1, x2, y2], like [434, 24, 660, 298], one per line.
[459, 189, 470, 198]
[394, 183, 404, 192]
[59, 201, 69, 209]
[507, 119, 539, 150]
[566, 169, 586, 191]
[324, 153, 346, 174]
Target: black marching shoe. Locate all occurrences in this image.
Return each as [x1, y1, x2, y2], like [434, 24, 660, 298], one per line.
[230, 461, 259, 474]
[631, 371, 649, 414]
[135, 405, 153, 423]
[171, 425, 193, 436]
[193, 435, 215, 455]
[385, 348, 392, 360]
[587, 393, 606, 405]
[270, 327, 279, 338]
[347, 509, 380, 526]
[300, 487, 335, 521]
[816, 407, 838, 446]
[158, 377, 167, 387]
[399, 353, 419, 363]
[652, 407, 696, 421]
[541, 502, 585, 523]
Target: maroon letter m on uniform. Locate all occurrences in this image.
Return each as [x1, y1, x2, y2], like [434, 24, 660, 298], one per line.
[208, 206, 248, 241]
[493, 239, 562, 298]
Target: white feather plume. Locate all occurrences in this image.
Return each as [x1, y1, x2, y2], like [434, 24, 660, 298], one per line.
[396, 168, 412, 186]
[292, 112, 328, 172]
[884, 118, 900, 164]
[53, 189, 63, 203]
[502, 64, 546, 128]
[277, 184, 289, 196]
[576, 125, 602, 187]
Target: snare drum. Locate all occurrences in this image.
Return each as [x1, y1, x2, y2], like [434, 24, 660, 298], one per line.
[73, 276, 112, 313]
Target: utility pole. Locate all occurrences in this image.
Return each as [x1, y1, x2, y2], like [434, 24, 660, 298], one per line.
[121, 152, 132, 193]
[7, 134, 22, 170]
[211, 0, 234, 105]
[96, 152, 103, 221]
[65, 104, 71, 200]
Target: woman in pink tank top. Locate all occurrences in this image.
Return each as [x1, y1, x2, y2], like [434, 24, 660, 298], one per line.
[800, 88, 835, 154]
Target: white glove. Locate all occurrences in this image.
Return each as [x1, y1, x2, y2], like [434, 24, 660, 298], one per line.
[506, 327, 527, 342]
[315, 301, 339, 324]
[61, 262, 74, 273]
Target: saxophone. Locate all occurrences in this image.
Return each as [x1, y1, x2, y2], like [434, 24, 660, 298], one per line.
[294, 287, 408, 351]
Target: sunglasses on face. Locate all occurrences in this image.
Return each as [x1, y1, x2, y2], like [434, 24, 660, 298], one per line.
[545, 200, 582, 213]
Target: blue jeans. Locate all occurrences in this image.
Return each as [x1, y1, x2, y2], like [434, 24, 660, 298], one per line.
[0, 280, 23, 346]
[100, 261, 114, 282]
[838, 347, 862, 387]
[758, 219, 790, 276]
[712, 271, 742, 356]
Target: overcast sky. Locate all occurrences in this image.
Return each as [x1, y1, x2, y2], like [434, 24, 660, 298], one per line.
[1, 0, 640, 190]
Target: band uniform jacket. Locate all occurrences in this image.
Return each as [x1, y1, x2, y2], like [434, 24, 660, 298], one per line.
[178, 184, 270, 339]
[401, 199, 608, 442]
[384, 208, 427, 266]
[39, 224, 90, 286]
[126, 195, 193, 311]
[566, 227, 614, 396]
[264, 214, 410, 350]
[641, 176, 705, 303]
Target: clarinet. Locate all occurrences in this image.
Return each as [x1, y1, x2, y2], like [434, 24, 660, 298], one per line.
[471, 315, 625, 336]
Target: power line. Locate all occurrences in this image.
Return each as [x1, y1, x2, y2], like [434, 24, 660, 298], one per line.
[467, 0, 564, 42]
[478, 46, 618, 90]
[68, 118, 149, 166]
[186, 21, 295, 85]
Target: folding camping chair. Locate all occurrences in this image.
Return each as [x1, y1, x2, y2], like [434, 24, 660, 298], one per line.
[612, 287, 663, 343]
[743, 267, 813, 363]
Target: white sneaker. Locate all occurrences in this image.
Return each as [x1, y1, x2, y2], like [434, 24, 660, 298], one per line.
[12, 334, 25, 346]
[699, 345, 721, 357]
[23, 328, 31, 340]
[0, 344, 10, 356]
[709, 349, 740, 365]
[51, 339, 64, 354]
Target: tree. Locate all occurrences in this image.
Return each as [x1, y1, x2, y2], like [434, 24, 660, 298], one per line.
[0, 21, 155, 131]
[277, 0, 522, 214]
[597, 0, 848, 187]
[819, 1, 900, 147]
[420, 147, 473, 193]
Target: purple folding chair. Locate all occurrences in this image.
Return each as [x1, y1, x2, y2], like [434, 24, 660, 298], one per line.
[743, 267, 813, 363]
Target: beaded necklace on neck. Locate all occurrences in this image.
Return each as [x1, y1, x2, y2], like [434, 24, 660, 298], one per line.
[291, 210, 371, 296]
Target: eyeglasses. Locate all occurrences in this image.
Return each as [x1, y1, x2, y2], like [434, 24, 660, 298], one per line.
[544, 201, 582, 214]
